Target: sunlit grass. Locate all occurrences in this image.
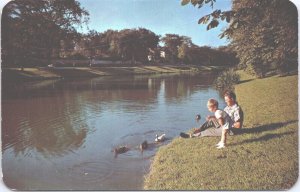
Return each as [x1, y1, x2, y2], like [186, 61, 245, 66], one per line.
[144, 71, 298, 190]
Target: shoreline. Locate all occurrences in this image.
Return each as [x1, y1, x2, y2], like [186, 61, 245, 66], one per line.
[1, 65, 224, 82]
[143, 70, 298, 190]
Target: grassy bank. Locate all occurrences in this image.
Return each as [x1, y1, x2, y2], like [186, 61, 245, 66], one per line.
[1, 65, 222, 81]
[144, 71, 298, 190]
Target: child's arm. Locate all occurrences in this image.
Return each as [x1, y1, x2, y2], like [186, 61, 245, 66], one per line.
[217, 117, 224, 126]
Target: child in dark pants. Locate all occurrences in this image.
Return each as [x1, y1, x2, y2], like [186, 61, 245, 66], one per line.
[180, 99, 233, 149]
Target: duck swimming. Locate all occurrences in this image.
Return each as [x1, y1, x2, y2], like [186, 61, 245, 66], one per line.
[155, 134, 166, 142]
[139, 140, 148, 151]
[113, 146, 130, 155]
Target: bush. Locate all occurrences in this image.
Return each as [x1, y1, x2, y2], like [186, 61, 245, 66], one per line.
[213, 68, 240, 91]
[68, 53, 88, 60]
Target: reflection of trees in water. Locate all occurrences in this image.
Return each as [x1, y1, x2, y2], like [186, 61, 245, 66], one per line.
[2, 79, 61, 100]
[83, 77, 162, 113]
[2, 73, 219, 157]
[163, 73, 216, 103]
[3, 73, 217, 100]
[89, 73, 217, 105]
[2, 95, 88, 158]
[28, 124, 87, 158]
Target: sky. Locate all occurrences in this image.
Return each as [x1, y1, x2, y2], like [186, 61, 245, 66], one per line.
[77, 0, 232, 47]
[1, 0, 300, 47]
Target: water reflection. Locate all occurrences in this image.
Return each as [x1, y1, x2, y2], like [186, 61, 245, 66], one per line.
[2, 73, 213, 100]
[2, 73, 222, 190]
[2, 97, 88, 157]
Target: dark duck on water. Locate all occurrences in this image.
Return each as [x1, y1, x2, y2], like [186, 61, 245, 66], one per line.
[139, 140, 148, 151]
[113, 146, 130, 157]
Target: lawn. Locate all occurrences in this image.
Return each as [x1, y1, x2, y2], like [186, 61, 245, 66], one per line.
[2, 66, 214, 81]
[144, 71, 298, 190]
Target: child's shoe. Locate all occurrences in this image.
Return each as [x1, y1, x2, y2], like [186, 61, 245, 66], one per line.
[216, 142, 225, 149]
[215, 141, 223, 147]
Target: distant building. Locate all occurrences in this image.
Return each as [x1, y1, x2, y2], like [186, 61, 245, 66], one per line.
[147, 48, 167, 63]
[160, 51, 166, 58]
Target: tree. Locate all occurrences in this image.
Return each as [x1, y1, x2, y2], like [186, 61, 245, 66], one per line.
[2, 0, 89, 68]
[161, 34, 185, 64]
[98, 30, 120, 59]
[117, 28, 160, 64]
[182, 0, 298, 77]
[79, 29, 121, 60]
[229, 0, 297, 77]
[178, 43, 237, 66]
[69, 28, 160, 63]
[178, 43, 189, 62]
[178, 36, 193, 63]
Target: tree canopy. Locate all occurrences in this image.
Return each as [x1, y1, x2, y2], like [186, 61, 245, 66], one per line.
[2, 0, 89, 67]
[182, 0, 298, 77]
[117, 28, 160, 63]
[2, 0, 238, 68]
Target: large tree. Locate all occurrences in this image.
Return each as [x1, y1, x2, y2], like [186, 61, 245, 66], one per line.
[97, 30, 120, 59]
[182, 0, 298, 77]
[161, 34, 185, 64]
[178, 36, 193, 63]
[117, 28, 160, 64]
[2, 0, 89, 68]
[68, 28, 160, 63]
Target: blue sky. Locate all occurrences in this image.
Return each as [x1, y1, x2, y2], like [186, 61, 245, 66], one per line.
[0, 0, 232, 47]
[78, 0, 232, 47]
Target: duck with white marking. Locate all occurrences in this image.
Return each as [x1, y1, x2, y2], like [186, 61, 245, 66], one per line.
[155, 133, 166, 142]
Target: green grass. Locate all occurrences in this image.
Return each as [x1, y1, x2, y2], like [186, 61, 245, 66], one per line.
[1, 68, 61, 80]
[2, 66, 220, 81]
[144, 71, 298, 190]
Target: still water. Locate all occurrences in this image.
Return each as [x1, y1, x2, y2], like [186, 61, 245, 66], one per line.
[2, 73, 225, 190]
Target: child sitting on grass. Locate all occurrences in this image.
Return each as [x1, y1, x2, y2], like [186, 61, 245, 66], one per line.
[206, 98, 233, 149]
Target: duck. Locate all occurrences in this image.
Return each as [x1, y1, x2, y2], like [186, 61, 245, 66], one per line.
[113, 146, 130, 155]
[155, 133, 166, 142]
[139, 140, 148, 151]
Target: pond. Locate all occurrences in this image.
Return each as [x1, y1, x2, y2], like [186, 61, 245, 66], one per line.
[2, 72, 226, 190]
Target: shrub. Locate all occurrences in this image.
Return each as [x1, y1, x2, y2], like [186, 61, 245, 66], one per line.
[68, 53, 88, 60]
[213, 68, 240, 91]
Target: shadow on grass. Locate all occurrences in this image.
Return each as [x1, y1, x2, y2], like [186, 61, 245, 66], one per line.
[234, 120, 298, 135]
[229, 131, 295, 146]
[229, 120, 298, 146]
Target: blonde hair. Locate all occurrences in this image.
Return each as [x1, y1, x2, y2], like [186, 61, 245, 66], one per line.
[207, 98, 218, 108]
